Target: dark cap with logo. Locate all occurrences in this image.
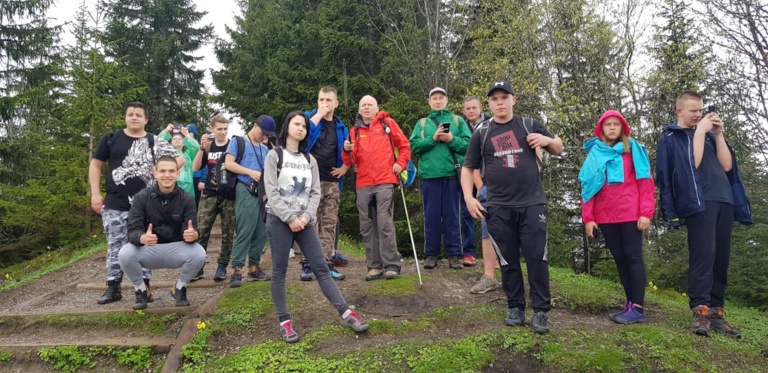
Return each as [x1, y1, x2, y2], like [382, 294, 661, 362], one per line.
[253, 115, 277, 137]
[487, 81, 514, 96]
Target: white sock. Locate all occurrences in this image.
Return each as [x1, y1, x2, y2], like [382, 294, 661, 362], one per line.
[176, 279, 187, 290]
[341, 309, 352, 318]
[280, 319, 291, 326]
[135, 283, 147, 292]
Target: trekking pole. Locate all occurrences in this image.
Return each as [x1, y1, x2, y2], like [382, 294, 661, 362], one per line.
[397, 176, 423, 286]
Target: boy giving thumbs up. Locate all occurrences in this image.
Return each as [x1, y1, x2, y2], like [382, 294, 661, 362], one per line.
[119, 156, 206, 310]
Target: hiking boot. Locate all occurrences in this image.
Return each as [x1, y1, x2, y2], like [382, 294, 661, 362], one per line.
[609, 301, 631, 322]
[691, 305, 710, 336]
[144, 278, 154, 303]
[531, 311, 550, 334]
[365, 268, 384, 281]
[171, 286, 190, 307]
[331, 252, 349, 267]
[462, 254, 477, 267]
[504, 307, 525, 326]
[97, 279, 122, 305]
[340, 311, 370, 332]
[247, 265, 271, 282]
[614, 304, 647, 324]
[470, 275, 499, 294]
[710, 307, 742, 339]
[384, 266, 400, 280]
[449, 256, 464, 269]
[280, 320, 299, 343]
[423, 256, 438, 269]
[300, 263, 314, 281]
[191, 266, 204, 282]
[132, 289, 149, 310]
[213, 264, 228, 281]
[329, 264, 346, 281]
[230, 268, 243, 288]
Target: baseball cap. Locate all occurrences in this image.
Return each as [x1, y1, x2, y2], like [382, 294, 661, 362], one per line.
[254, 115, 277, 137]
[487, 81, 514, 96]
[429, 87, 447, 97]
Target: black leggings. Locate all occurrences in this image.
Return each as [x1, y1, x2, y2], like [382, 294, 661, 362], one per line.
[600, 222, 646, 306]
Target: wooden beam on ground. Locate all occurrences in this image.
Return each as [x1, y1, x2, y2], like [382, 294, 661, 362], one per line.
[77, 279, 227, 290]
[0, 306, 196, 318]
[161, 288, 226, 373]
[0, 338, 176, 354]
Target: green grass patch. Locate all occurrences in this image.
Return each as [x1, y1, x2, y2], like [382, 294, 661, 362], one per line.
[365, 273, 421, 296]
[0, 311, 181, 336]
[0, 237, 106, 293]
[38, 345, 157, 373]
[337, 234, 366, 259]
[211, 282, 278, 331]
[549, 266, 624, 312]
[0, 349, 11, 362]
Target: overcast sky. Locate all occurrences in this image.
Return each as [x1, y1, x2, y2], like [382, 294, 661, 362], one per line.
[51, 0, 239, 90]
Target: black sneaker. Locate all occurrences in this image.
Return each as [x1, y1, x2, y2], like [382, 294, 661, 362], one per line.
[299, 263, 313, 281]
[531, 311, 550, 334]
[691, 305, 710, 336]
[331, 253, 349, 267]
[97, 280, 122, 305]
[504, 307, 525, 326]
[133, 289, 148, 310]
[213, 265, 228, 281]
[171, 286, 190, 307]
[247, 265, 271, 282]
[230, 268, 243, 288]
[710, 307, 741, 339]
[191, 266, 204, 282]
[423, 256, 438, 269]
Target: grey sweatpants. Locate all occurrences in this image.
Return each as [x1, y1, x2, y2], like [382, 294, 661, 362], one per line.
[266, 214, 349, 322]
[118, 241, 206, 289]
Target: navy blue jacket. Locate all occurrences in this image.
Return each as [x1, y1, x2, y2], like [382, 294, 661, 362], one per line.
[655, 123, 752, 225]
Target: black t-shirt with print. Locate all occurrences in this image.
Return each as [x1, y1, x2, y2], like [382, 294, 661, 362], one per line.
[463, 116, 554, 208]
[310, 119, 339, 182]
[93, 130, 179, 211]
[201, 140, 235, 199]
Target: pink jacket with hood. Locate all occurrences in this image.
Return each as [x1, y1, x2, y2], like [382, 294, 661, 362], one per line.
[581, 110, 656, 225]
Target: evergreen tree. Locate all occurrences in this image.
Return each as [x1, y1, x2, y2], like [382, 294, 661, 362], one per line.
[101, 0, 213, 129]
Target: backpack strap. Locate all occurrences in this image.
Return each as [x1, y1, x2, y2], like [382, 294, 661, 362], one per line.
[479, 121, 491, 179]
[148, 134, 155, 164]
[276, 147, 284, 174]
[234, 136, 245, 164]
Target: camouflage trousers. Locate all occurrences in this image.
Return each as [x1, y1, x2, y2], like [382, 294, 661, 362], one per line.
[196, 195, 235, 267]
[102, 208, 151, 281]
[295, 181, 340, 262]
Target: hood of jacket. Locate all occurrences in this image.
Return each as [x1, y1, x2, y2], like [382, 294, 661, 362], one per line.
[594, 110, 630, 138]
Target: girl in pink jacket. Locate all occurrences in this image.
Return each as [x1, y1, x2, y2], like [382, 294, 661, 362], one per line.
[579, 110, 655, 324]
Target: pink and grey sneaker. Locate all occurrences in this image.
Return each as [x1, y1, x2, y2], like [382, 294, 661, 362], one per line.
[609, 301, 631, 322]
[280, 320, 299, 343]
[340, 310, 370, 332]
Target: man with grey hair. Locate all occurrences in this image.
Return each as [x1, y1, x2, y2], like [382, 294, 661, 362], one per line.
[342, 96, 411, 280]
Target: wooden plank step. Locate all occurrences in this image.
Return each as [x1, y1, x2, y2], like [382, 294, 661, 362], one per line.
[1, 306, 196, 318]
[77, 279, 227, 290]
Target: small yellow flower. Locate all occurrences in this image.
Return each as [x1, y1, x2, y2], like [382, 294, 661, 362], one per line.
[92, 234, 97, 238]
[682, 292, 687, 297]
[4, 274, 9, 280]
[197, 321, 207, 330]
[653, 285, 658, 291]
[648, 281, 653, 286]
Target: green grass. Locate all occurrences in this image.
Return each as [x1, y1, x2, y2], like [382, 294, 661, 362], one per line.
[365, 273, 422, 296]
[210, 281, 279, 331]
[0, 237, 106, 293]
[337, 234, 366, 259]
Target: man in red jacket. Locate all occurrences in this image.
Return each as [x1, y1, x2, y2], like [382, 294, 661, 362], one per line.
[342, 95, 411, 280]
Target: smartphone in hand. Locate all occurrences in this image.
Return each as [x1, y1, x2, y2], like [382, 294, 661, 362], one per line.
[441, 122, 450, 133]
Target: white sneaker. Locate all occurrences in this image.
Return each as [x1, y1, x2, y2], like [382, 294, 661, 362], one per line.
[289, 248, 295, 258]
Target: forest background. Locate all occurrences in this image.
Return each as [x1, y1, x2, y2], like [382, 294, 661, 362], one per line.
[2, 0, 767, 309]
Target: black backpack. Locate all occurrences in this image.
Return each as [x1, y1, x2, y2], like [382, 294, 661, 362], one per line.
[214, 136, 244, 198]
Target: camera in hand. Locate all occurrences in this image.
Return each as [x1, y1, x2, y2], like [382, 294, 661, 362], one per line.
[173, 123, 181, 130]
[704, 105, 717, 115]
[440, 122, 450, 133]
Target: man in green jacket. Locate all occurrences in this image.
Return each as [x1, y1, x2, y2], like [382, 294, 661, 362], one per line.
[409, 87, 473, 270]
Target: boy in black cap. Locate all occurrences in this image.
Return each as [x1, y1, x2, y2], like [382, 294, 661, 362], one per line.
[461, 81, 563, 334]
[224, 115, 277, 287]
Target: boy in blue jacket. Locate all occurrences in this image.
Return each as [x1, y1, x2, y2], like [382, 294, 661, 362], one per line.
[656, 91, 752, 339]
